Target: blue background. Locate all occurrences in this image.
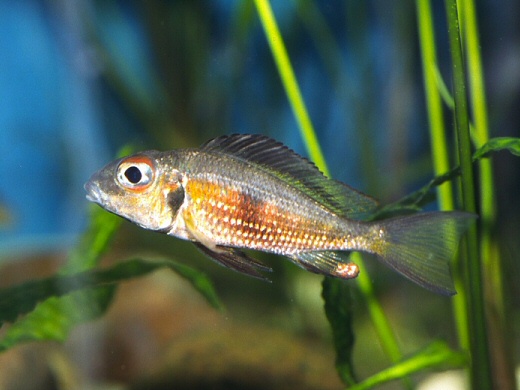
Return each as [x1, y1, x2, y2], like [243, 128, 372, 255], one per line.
[0, 0, 518, 261]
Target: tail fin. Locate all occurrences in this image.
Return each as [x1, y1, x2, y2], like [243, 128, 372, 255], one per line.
[374, 211, 476, 295]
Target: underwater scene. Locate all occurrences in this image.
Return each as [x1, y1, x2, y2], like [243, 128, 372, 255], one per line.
[0, 1, 519, 389]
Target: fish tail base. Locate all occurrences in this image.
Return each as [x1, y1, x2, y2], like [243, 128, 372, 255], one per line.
[373, 211, 476, 295]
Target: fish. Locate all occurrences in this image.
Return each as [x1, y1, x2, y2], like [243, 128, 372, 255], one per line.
[84, 134, 476, 295]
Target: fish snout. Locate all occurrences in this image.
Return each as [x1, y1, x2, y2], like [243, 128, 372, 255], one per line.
[84, 179, 102, 204]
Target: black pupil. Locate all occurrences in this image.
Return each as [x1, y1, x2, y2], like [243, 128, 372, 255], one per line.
[125, 166, 142, 184]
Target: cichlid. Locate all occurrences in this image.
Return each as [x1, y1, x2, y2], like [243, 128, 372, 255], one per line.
[85, 134, 475, 295]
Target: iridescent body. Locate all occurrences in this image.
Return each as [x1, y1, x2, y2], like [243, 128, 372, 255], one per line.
[85, 134, 475, 295]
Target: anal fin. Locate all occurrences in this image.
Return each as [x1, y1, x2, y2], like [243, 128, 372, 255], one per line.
[290, 251, 359, 280]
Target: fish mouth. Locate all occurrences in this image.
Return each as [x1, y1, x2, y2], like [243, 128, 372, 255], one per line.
[84, 180, 102, 204]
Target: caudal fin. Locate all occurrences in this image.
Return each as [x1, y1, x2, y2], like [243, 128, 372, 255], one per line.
[374, 211, 476, 295]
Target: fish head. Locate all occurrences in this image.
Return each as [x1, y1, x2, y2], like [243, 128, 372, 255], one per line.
[84, 151, 184, 232]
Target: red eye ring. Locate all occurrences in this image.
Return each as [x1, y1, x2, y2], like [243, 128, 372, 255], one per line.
[116, 156, 155, 191]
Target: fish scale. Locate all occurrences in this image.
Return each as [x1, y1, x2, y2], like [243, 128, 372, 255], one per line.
[184, 173, 346, 254]
[85, 134, 476, 295]
[184, 149, 356, 250]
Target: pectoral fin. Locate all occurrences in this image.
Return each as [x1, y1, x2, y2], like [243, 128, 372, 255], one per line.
[193, 242, 272, 281]
[290, 251, 359, 280]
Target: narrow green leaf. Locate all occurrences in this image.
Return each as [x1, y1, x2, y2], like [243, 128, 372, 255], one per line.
[0, 258, 222, 327]
[472, 137, 520, 160]
[253, 0, 328, 172]
[322, 278, 356, 386]
[0, 287, 116, 351]
[348, 342, 467, 390]
[0, 258, 221, 353]
[61, 206, 122, 274]
[0, 142, 223, 353]
[160, 260, 223, 311]
[373, 167, 460, 219]
[374, 136, 520, 217]
[61, 146, 134, 274]
[254, 2, 405, 380]
[445, 1, 492, 387]
[432, 63, 455, 109]
[0, 183, 126, 352]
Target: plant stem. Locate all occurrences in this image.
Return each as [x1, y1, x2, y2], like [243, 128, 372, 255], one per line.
[415, 0, 469, 352]
[416, 0, 454, 206]
[461, 0, 515, 387]
[444, 1, 492, 388]
[253, 0, 405, 383]
[353, 253, 402, 364]
[252, 0, 327, 171]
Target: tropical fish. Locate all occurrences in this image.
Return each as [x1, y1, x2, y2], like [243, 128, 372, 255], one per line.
[85, 134, 475, 295]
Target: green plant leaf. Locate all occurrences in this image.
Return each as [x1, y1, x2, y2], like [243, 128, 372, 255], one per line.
[0, 141, 224, 353]
[0, 258, 222, 351]
[373, 167, 460, 219]
[0, 258, 222, 327]
[348, 341, 467, 390]
[61, 206, 122, 274]
[322, 278, 356, 386]
[0, 287, 116, 351]
[62, 145, 134, 274]
[432, 62, 455, 109]
[472, 137, 520, 160]
[374, 137, 520, 217]
[0, 188, 125, 351]
[158, 260, 223, 311]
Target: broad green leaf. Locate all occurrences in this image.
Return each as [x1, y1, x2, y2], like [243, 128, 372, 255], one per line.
[348, 341, 467, 390]
[322, 278, 356, 386]
[0, 258, 222, 327]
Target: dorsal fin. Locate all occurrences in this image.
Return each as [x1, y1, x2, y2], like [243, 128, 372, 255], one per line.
[200, 134, 378, 219]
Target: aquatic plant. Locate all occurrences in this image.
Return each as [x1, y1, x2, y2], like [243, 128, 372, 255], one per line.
[0, 1, 519, 389]
[254, 0, 517, 388]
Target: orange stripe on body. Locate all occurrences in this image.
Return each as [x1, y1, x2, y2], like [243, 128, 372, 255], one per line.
[185, 178, 345, 253]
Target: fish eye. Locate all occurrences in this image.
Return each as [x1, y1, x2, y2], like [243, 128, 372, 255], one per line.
[116, 157, 155, 190]
[124, 166, 142, 184]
